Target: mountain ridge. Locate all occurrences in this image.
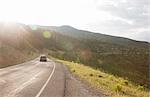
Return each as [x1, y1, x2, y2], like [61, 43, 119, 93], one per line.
[0, 22, 149, 88]
[38, 24, 150, 43]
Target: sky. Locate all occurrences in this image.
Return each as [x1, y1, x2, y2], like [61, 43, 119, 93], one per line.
[0, 0, 149, 42]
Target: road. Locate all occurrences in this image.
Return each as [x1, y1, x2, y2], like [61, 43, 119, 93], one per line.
[0, 57, 103, 97]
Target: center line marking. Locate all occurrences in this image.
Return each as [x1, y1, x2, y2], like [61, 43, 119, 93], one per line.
[35, 61, 56, 97]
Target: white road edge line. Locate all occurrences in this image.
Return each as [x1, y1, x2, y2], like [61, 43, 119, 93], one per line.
[35, 62, 56, 97]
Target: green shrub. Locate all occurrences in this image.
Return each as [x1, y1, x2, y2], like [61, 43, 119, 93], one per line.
[114, 84, 122, 92]
[72, 69, 76, 72]
[89, 73, 93, 76]
[137, 85, 144, 91]
[98, 75, 103, 78]
[109, 76, 114, 80]
[122, 80, 129, 85]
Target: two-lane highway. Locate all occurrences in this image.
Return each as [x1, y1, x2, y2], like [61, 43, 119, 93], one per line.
[0, 57, 65, 97]
[0, 57, 104, 97]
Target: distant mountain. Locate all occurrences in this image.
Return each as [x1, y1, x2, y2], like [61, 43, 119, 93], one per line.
[39, 25, 150, 88]
[50, 25, 149, 48]
[0, 22, 149, 88]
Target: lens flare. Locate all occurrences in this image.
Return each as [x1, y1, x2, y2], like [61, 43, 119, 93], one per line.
[43, 31, 51, 38]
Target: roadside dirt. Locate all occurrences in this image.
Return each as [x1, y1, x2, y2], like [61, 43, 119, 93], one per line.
[61, 64, 110, 97]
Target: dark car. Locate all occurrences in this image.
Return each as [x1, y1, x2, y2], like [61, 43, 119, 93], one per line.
[40, 55, 47, 62]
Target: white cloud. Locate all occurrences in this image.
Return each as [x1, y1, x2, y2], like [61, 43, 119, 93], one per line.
[91, 0, 150, 42]
[0, 0, 149, 42]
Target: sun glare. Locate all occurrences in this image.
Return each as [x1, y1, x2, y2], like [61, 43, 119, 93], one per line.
[0, 0, 100, 27]
[0, 0, 149, 42]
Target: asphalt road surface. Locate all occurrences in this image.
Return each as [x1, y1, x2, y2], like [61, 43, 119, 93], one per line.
[0, 57, 106, 97]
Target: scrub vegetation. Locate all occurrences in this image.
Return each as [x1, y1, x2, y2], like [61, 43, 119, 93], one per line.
[54, 58, 150, 97]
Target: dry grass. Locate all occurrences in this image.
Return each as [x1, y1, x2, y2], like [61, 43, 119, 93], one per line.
[53, 57, 150, 97]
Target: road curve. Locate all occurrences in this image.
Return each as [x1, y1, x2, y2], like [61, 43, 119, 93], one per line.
[0, 57, 105, 97]
[0, 57, 66, 97]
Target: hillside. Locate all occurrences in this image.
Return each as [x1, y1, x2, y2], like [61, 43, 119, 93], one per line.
[32, 25, 150, 88]
[0, 23, 39, 68]
[0, 23, 149, 88]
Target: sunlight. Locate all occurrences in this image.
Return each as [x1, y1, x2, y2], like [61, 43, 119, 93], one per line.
[0, 0, 103, 27]
[0, 0, 149, 42]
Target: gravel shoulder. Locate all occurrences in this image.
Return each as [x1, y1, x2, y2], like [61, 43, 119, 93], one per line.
[61, 63, 109, 97]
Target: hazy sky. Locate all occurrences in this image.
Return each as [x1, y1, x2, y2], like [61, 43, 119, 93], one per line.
[0, 0, 149, 42]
